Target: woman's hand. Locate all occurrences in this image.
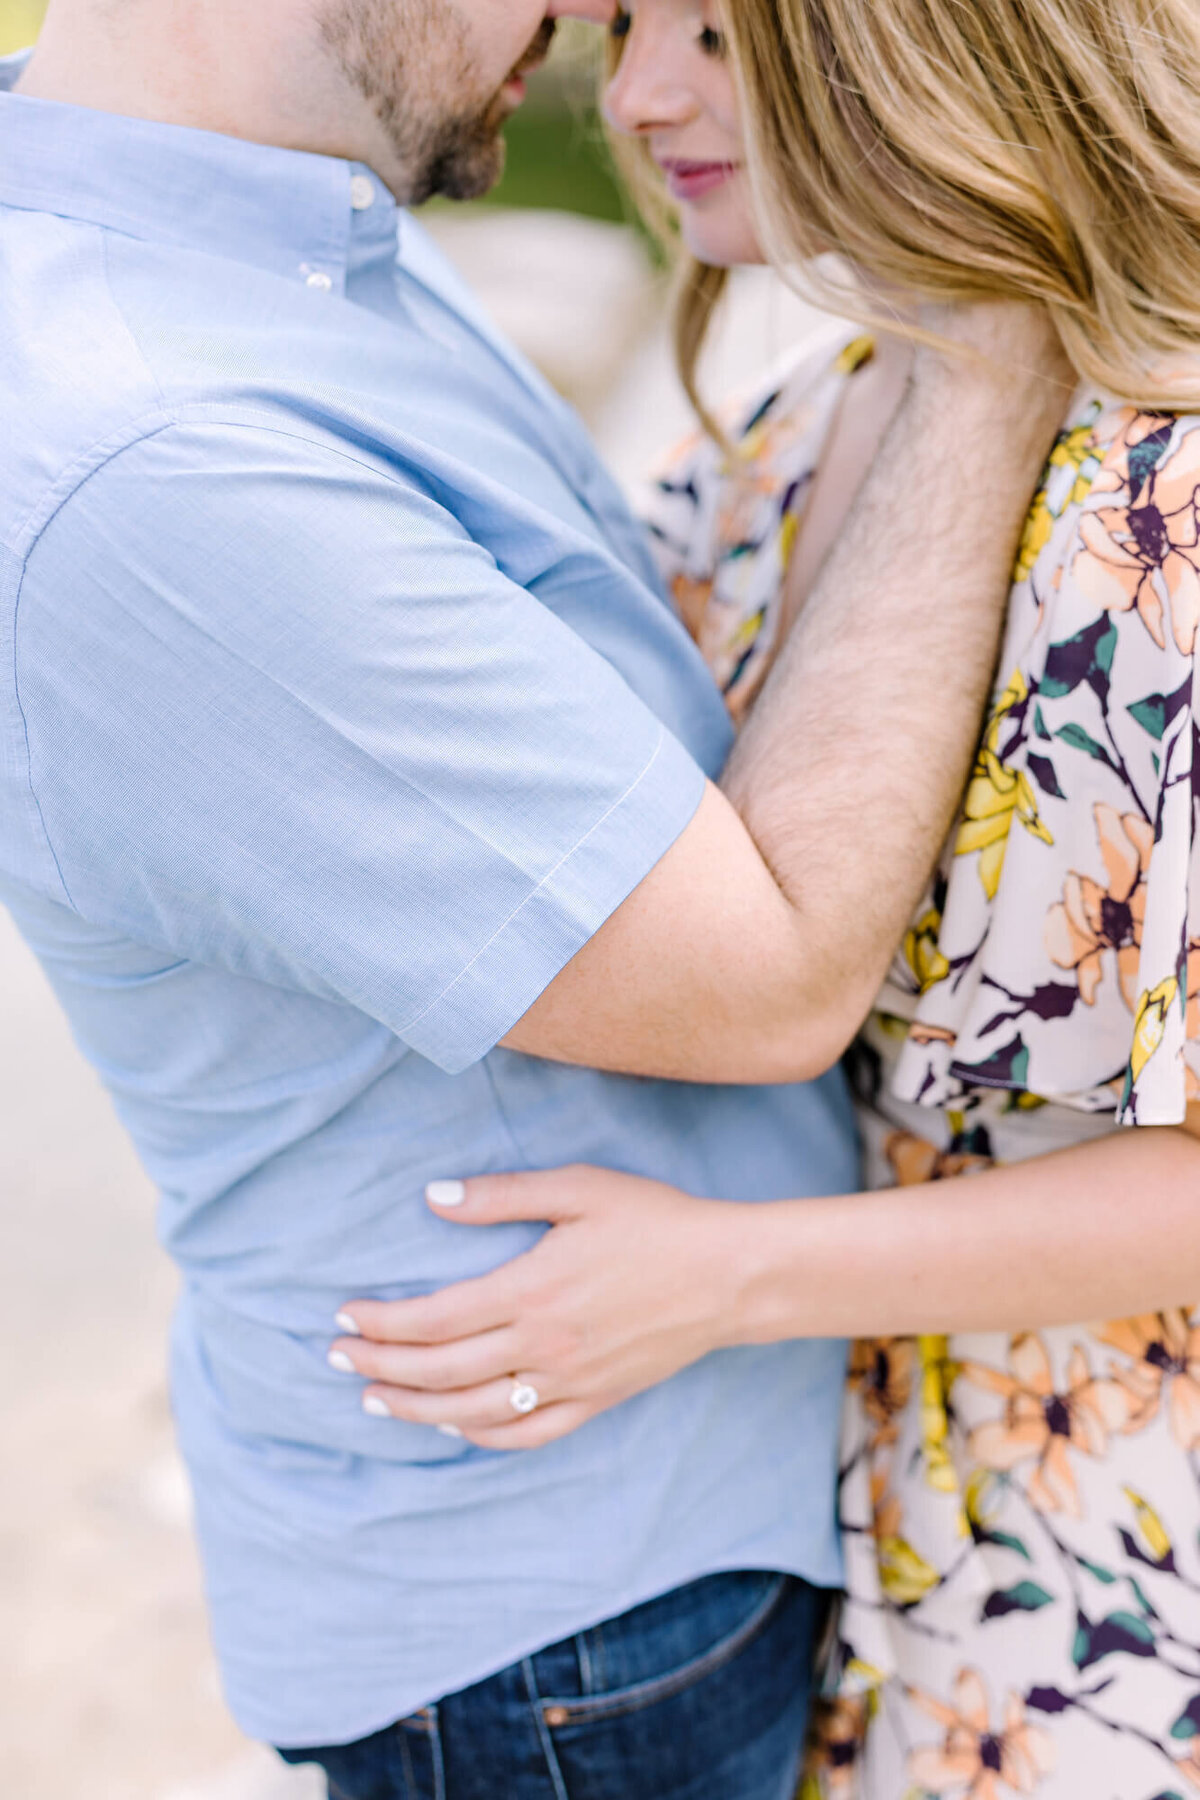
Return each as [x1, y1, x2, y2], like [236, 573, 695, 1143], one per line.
[331, 1168, 746, 1450]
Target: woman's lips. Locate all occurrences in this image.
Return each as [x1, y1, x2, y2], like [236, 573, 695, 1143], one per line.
[658, 160, 739, 203]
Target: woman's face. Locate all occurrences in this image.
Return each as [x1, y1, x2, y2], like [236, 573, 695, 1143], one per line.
[604, 3, 765, 268]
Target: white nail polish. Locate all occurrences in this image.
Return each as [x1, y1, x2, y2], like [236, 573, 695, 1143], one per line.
[363, 1396, 391, 1417]
[335, 1312, 361, 1336]
[427, 1179, 467, 1208]
[328, 1351, 356, 1374]
[437, 1424, 464, 1439]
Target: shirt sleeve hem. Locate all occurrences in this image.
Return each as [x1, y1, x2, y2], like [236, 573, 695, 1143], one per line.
[401, 728, 708, 1073]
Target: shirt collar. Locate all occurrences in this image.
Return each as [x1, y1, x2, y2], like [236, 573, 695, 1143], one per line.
[0, 56, 399, 295]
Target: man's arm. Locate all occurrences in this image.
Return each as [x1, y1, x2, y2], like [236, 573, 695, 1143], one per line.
[21, 313, 1065, 1088]
[502, 305, 1072, 1082]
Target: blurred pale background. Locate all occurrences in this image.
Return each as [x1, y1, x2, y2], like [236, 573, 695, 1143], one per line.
[0, 5, 827, 1796]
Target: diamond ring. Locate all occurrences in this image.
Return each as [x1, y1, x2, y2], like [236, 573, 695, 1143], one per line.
[509, 1378, 540, 1417]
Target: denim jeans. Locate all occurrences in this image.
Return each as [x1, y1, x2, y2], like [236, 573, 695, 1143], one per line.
[277, 1569, 824, 1800]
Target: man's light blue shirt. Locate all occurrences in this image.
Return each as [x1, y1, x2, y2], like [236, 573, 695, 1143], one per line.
[0, 66, 858, 1747]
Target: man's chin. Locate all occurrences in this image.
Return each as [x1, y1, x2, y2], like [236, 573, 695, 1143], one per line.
[409, 131, 507, 207]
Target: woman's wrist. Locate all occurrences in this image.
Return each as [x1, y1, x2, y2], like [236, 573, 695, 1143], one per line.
[710, 1195, 822, 1350]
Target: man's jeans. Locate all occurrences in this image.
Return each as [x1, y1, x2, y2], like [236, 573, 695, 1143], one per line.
[277, 1569, 823, 1800]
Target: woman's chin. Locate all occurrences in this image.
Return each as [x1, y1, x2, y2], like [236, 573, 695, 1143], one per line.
[680, 216, 767, 272]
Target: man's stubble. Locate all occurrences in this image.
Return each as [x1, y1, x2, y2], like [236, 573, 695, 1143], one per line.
[320, 0, 556, 206]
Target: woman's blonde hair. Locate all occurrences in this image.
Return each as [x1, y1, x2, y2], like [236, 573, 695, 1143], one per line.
[611, 0, 1200, 418]
[603, 41, 730, 440]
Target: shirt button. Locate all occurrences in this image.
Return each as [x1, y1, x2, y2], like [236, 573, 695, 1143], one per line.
[305, 270, 334, 292]
[350, 175, 376, 211]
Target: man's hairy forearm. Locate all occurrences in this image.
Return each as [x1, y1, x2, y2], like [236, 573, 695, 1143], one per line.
[724, 308, 1073, 1031]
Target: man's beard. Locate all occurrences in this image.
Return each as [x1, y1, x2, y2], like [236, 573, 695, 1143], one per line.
[321, 1, 556, 206]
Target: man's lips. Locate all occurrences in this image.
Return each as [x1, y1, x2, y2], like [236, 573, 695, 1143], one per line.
[503, 19, 557, 100]
[657, 159, 740, 202]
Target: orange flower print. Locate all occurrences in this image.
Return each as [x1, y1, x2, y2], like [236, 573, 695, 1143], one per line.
[908, 1669, 1055, 1799]
[963, 1333, 1130, 1516]
[847, 1337, 916, 1447]
[1186, 941, 1200, 1101]
[1074, 417, 1200, 653]
[909, 1022, 958, 1049]
[1100, 1310, 1200, 1448]
[885, 1129, 991, 1186]
[671, 573, 714, 644]
[801, 1694, 871, 1799]
[1176, 1740, 1200, 1793]
[1044, 803, 1153, 1007]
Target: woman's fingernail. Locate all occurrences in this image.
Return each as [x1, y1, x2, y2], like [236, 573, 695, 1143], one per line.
[363, 1396, 391, 1417]
[334, 1312, 361, 1336]
[427, 1179, 467, 1208]
[328, 1350, 356, 1374]
[437, 1424, 464, 1439]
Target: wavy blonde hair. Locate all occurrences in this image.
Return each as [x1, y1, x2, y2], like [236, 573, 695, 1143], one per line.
[611, 0, 1200, 419]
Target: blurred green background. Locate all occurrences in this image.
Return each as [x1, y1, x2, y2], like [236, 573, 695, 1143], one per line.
[0, 1, 626, 221]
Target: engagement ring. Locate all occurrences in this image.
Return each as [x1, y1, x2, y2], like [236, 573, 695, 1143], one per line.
[509, 1379, 540, 1416]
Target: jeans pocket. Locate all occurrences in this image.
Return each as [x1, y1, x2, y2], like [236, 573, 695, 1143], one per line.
[536, 1574, 820, 1800]
[538, 1571, 792, 1727]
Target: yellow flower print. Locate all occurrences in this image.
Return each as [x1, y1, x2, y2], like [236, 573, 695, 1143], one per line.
[1123, 1485, 1173, 1564]
[873, 1477, 941, 1604]
[956, 673, 1053, 900]
[879, 1536, 942, 1606]
[835, 334, 876, 377]
[919, 1334, 961, 1496]
[964, 1468, 1002, 1536]
[1129, 977, 1179, 1085]
[878, 1535, 941, 1608]
[1013, 419, 1103, 583]
[904, 909, 951, 994]
[1014, 492, 1056, 586]
[778, 508, 799, 573]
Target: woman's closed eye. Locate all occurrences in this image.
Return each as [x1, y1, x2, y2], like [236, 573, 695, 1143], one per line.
[609, 7, 726, 57]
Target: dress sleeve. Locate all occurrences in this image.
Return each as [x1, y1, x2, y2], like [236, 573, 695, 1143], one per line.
[891, 405, 1200, 1127]
[638, 426, 725, 647]
[14, 419, 708, 1075]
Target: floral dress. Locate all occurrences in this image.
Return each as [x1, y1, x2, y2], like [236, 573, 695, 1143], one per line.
[645, 332, 1200, 1800]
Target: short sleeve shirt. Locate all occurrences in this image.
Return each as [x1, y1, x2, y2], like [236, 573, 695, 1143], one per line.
[0, 67, 858, 1745]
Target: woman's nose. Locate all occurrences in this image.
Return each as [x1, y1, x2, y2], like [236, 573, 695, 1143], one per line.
[547, 2, 620, 21]
[603, 24, 697, 136]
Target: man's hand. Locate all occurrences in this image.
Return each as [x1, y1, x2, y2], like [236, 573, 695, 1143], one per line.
[502, 305, 1075, 1084]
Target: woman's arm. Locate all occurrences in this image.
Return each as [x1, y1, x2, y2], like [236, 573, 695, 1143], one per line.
[333, 1112, 1200, 1449]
